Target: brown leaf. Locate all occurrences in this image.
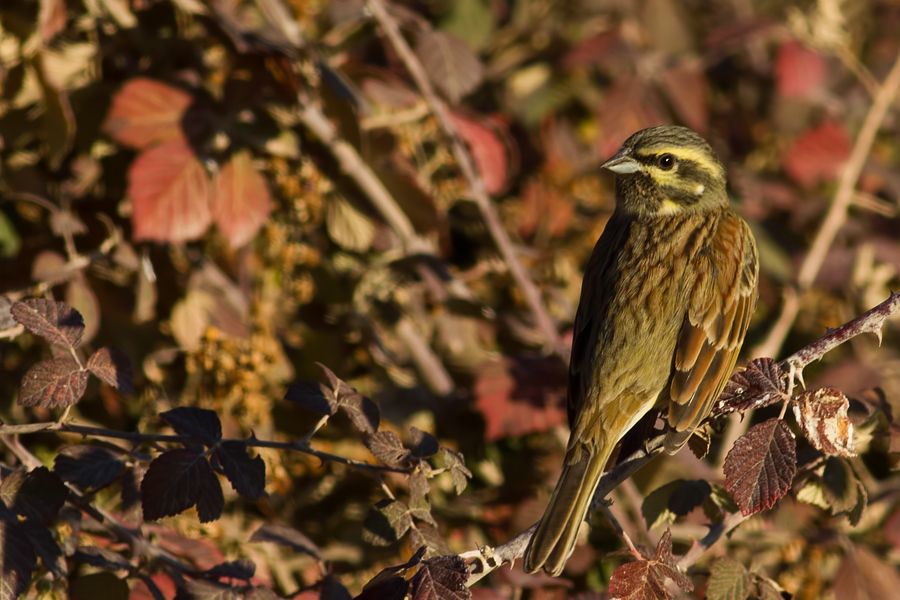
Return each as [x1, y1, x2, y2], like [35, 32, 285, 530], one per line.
[658, 61, 709, 134]
[410, 555, 470, 600]
[596, 77, 666, 158]
[716, 358, 786, 414]
[783, 120, 851, 187]
[414, 29, 484, 104]
[65, 277, 99, 345]
[607, 530, 692, 600]
[129, 139, 212, 243]
[11, 298, 84, 349]
[317, 363, 380, 434]
[723, 419, 796, 516]
[86, 347, 134, 394]
[517, 179, 574, 239]
[365, 431, 412, 468]
[104, 78, 192, 149]
[211, 151, 273, 248]
[19, 357, 88, 408]
[450, 112, 510, 195]
[775, 40, 827, 99]
[792, 387, 855, 457]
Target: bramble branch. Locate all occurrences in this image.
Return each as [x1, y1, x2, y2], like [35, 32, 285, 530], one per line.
[459, 292, 900, 585]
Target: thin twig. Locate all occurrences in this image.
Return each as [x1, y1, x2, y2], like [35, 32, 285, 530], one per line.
[0, 421, 411, 475]
[365, 0, 565, 357]
[754, 52, 900, 359]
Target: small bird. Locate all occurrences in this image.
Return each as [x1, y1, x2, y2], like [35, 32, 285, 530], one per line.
[524, 125, 759, 576]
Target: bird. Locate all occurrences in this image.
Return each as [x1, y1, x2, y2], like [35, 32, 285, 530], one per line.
[523, 125, 759, 576]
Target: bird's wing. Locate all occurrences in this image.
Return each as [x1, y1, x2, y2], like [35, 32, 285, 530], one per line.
[665, 213, 758, 450]
[566, 212, 633, 427]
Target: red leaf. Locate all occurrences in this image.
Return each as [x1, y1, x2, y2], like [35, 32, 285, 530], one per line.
[596, 78, 666, 158]
[775, 41, 827, 99]
[86, 347, 134, 393]
[211, 151, 273, 248]
[11, 298, 84, 349]
[716, 358, 787, 414]
[607, 530, 692, 600]
[783, 120, 851, 187]
[450, 112, 510, 195]
[19, 357, 88, 409]
[473, 357, 566, 440]
[723, 419, 796, 516]
[518, 179, 573, 239]
[128, 139, 212, 243]
[658, 61, 709, 134]
[103, 78, 192, 149]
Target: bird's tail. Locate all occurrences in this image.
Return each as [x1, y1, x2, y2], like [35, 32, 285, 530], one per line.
[523, 443, 612, 576]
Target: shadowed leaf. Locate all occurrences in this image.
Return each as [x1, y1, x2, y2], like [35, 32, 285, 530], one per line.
[160, 407, 222, 446]
[141, 448, 224, 523]
[54, 445, 125, 491]
[204, 559, 256, 580]
[317, 363, 380, 434]
[365, 431, 411, 468]
[18, 357, 88, 408]
[214, 441, 265, 499]
[11, 298, 84, 348]
[86, 347, 134, 393]
[1, 467, 67, 526]
[409, 428, 438, 459]
[356, 547, 426, 600]
[0, 519, 37, 599]
[724, 419, 796, 515]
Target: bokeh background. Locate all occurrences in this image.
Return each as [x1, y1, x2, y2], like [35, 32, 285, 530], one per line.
[2, 0, 900, 597]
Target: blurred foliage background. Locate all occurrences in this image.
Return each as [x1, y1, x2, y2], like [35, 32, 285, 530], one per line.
[2, 0, 900, 598]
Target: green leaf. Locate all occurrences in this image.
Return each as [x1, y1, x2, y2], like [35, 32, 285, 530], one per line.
[707, 558, 750, 600]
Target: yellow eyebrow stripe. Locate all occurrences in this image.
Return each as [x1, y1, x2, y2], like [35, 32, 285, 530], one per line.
[637, 145, 723, 177]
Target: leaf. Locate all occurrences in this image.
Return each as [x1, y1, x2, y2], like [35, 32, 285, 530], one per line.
[414, 29, 484, 104]
[320, 574, 353, 600]
[833, 546, 900, 600]
[607, 530, 692, 600]
[54, 445, 126, 491]
[0, 519, 37, 599]
[1, 467, 68, 526]
[473, 357, 567, 440]
[641, 480, 711, 529]
[34, 57, 75, 169]
[410, 555, 470, 600]
[103, 78, 192, 149]
[436, 448, 471, 494]
[211, 151, 273, 248]
[706, 558, 750, 600]
[325, 196, 375, 253]
[409, 428, 438, 459]
[128, 138, 212, 243]
[250, 523, 321, 559]
[408, 523, 451, 557]
[365, 431, 412, 468]
[775, 40, 827, 99]
[658, 60, 709, 133]
[822, 457, 867, 523]
[317, 364, 380, 434]
[517, 179, 574, 240]
[449, 112, 509, 195]
[723, 419, 796, 516]
[160, 407, 223, 447]
[65, 277, 100, 344]
[717, 358, 786, 414]
[86, 347, 134, 393]
[18, 357, 88, 408]
[596, 77, 666, 158]
[284, 381, 332, 415]
[213, 441, 266, 500]
[141, 448, 224, 523]
[69, 572, 130, 599]
[356, 547, 426, 600]
[362, 499, 415, 546]
[11, 298, 84, 348]
[783, 120, 851, 188]
[792, 387, 856, 456]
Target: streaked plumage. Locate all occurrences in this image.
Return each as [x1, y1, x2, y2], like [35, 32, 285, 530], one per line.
[524, 125, 759, 576]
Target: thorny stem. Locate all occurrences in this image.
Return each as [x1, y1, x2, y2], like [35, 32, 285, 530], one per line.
[460, 292, 900, 585]
[366, 0, 566, 358]
[0, 422, 411, 475]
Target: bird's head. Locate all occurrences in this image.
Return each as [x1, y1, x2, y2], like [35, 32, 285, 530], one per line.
[601, 125, 727, 216]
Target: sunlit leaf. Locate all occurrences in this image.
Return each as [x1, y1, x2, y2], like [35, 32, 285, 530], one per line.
[86, 347, 134, 393]
[450, 112, 510, 195]
[410, 555, 470, 600]
[414, 29, 484, 104]
[783, 120, 851, 187]
[211, 151, 273, 248]
[775, 40, 827, 99]
[792, 387, 855, 457]
[104, 78, 192, 149]
[723, 419, 796, 516]
[18, 357, 88, 408]
[11, 298, 84, 349]
[707, 558, 750, 600]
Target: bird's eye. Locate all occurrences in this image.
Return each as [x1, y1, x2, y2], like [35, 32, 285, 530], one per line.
[657, 153, 676, 170]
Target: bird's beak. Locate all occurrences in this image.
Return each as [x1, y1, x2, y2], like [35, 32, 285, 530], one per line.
[600, 150, 641, 175]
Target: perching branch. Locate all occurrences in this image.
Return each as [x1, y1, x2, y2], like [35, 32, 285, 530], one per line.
[459, 292, 900, 585]
[365, 0, 566, 358]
